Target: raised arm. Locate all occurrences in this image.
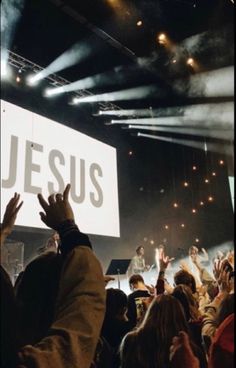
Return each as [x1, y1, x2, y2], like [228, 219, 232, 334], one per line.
[18, 184, 106, 368]
[0, 193, 23, 261]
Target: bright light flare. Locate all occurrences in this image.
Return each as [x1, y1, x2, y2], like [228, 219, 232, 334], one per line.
[187, 57, 194, 66]
[44, 86, 65, 97]
[158, 33, 167, 44]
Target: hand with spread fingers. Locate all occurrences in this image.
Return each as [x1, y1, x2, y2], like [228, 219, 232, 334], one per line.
[159, 248, 175, 272]
[37, 184, 74, 230]
[1, 193, 23, 245]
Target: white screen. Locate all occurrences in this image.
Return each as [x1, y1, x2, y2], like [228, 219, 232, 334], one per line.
[228, 176, 234, 211]
[1, 99, 120, 237]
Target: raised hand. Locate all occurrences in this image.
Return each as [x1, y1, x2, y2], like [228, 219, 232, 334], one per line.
[179, 260, 191, 274]
[213, 259, 231, 293]
[37, 184, 74, 230]
[1, 193, 23, 238]
[159, 248, 175, 272]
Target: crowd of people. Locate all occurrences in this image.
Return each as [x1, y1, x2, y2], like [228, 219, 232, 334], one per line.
[0, 185, 234, 368]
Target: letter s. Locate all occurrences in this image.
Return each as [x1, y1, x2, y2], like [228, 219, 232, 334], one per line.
[90, 163, 103, 208]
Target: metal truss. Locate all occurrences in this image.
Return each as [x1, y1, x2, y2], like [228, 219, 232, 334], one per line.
[7, 49, 121, 111]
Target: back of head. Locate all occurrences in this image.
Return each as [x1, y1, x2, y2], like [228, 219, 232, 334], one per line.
[105, 288, 128, 319]
[209, 313, 234, 368]
[130, 294, 190, 368]
[16, 251, 63, 345]
[129, 274, 144, 288]
[172, 284, 200, 321]
[174, 270, 196, 294]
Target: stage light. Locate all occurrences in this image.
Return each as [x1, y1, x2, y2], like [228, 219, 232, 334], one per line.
[172, 59, 177, 64]
[184, 181, 189, 187]
[192, 209, 197, 213]
[128, 151, 133, 156]
[137, 20, 143, 26]
[157, 33, 169, 46]
[181, 223, 185, 228]
[173, 202, 179, 208]
[192, 166, 197, 170]
[72, 97, 79, 104]
[195, 238, 200, 243]
[16, 75, 21, 83]
[187, 58, 194, 66]
[164, 225, 169, 230]
[219, 160, 224, 165]
[208, 196, 214, 202]
[212, 172, 216, 176]
[200, 201, 204, 206]
[44, 86, 65, 97]
[205, 179, 209, 183]
[158, 33, 167, 44]
[150, 240, 155, 245]
[27, 74, 40, 86]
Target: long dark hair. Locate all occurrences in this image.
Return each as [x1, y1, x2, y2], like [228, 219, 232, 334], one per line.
[172, 284, 201, 321]
[120, 294, 190, 368]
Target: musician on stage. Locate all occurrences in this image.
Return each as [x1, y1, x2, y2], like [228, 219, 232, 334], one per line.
[130, 246, 150, 275]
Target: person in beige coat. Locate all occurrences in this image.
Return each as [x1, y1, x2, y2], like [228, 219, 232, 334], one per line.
[1, 185, 106, 368]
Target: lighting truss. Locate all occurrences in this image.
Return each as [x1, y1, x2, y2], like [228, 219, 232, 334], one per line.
[7, 49, 122, 112]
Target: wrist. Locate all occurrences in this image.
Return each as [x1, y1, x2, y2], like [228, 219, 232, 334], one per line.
[56, 220, 92, 256]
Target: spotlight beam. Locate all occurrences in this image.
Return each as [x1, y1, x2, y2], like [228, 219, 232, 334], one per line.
[98, 102, 233, 121]
[110, 115, 233, 129]
[73, 85, 161, 104]
[128, 124, 233, 140]
[29, 41, 94, 84]
[174, 66, 234, 98]
[137, 133, 232, 154]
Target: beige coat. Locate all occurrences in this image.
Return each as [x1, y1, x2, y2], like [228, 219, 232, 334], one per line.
[18, 246, 106, 368]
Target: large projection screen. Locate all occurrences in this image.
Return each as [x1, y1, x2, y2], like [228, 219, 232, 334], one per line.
[1, 100, 120, 237]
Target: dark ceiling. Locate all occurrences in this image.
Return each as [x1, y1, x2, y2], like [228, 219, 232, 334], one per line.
[3, 0, 234, 267]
